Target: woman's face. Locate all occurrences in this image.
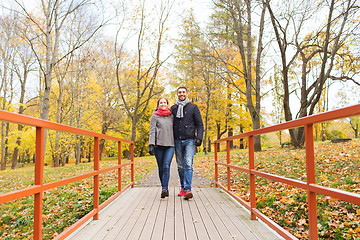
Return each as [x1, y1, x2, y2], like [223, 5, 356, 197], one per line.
[158, 98, 168, 109]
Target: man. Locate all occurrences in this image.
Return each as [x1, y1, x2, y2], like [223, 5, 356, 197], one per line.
[171, 86, 204, 200]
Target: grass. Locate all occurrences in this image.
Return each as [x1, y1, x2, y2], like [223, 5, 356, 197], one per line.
[0, 155, 157, 239]
[193, 140, 360, 239]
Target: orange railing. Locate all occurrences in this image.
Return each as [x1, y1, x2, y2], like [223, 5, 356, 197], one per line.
[214, 104, 360, 240]
[0, 110, 134, 240]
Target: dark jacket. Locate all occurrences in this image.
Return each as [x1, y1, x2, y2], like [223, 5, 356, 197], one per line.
[171, 102, 204, 141]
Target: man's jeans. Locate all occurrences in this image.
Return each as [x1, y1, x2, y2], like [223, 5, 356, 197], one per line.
[154, 146, 174, 190]
[174, 139, 195, 192]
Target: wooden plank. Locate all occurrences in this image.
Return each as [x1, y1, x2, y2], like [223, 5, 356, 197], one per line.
[68, 188, 138, 240]
[137, 188, 162, 240]
[200, 188, 249, 240]
[163, 188, 175, 239]
[174, 187, 186, 240]
[186, 189, 210, 240]
[120, 187, 159, 240]
[103, 187, 155, 240]
[190, 188, 222, 240]
[207, 188, 281, 240]
[150, 190, 170, 240]
[195, 188, 235, 239]
[93, 187, 152, 240]
[182, 196, 198, 240]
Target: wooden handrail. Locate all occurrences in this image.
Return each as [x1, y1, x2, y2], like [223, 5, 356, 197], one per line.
[0, 109, 134, 240]
[215, 104, 360, 143]
[214, 104, 360, 240]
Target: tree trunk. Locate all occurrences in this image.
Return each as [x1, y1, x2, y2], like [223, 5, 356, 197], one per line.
[1, 122, 6, 170]
[11, 124, 23, 170]
[75, 136, 81, 165]
[54, 131, 60, 167]
[88, 141, 92, 162]
[11, 61, 29, 169]
[355, 127, 358, 138]
[4, 123, 9, 169]
[207, 138, 211, 153]
[227, 85, 233, 149]
[279, 130, 282, 147]
[203, 92, 210, 154]
[100, 139, 105, 161]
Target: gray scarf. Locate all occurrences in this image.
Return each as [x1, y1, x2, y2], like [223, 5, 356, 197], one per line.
[176, 97, 189, 118]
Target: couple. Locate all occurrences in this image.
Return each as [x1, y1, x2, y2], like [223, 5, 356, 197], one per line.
[148, 87, 204, 200]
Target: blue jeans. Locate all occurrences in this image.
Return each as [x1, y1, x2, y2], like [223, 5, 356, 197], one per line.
[174, 139, 195, 192]
[154, 146, 174, 190]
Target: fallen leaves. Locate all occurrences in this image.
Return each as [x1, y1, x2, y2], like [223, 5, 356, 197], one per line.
[194, 140, 360, 239]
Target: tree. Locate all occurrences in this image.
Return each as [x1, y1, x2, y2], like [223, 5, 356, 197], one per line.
[211, 0, 267, 151]
[0, 13, 17, 170]
[10, 17, 36, 169]
[265, 0, 360, 147]
[115, 0, 173, 144]
[14, 0, 105, 121]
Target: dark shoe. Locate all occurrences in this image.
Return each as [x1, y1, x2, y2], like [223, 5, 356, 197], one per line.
[161, 189, 169, 198]
[184, 190, 193, 200]
[178, 188, 185, 197]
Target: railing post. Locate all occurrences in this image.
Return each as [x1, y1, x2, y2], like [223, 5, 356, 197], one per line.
[131, 143, 134, 188]
[34, 127, 44, 240]
[226, 140, 231, 191]
[118, 141, 122, 192]
[214, 142, 218, 187]
[93, 137, 100, 220]
[305, 124, 318, 239]
[249, 135, 256, 220]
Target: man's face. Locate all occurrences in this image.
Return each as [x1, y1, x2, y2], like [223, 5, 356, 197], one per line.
[177, 88, 188, 101]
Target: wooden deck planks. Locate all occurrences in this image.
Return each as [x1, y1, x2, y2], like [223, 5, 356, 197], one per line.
[68, 188, 138, 240]
[137, 188, 163, 240]
[186, 189, 210, 240]
[181, 195, 198, 240]
[122, 187, 159, 240]
[195, 188, 238, 239]
[162, 188, 175, 239]
[102, 187, 155, 240]
[208, 188, 281, 240]
[198, 188, 251, 240]
[174, 188, 186, 240]
[66, 187, 282, 240]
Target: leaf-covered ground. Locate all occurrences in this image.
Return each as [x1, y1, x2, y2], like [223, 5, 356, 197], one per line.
[193, 140, 360, 239]
[0, 156, 157, 239]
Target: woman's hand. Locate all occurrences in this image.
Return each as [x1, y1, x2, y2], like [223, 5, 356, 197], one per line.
[149, 145, 155, 155]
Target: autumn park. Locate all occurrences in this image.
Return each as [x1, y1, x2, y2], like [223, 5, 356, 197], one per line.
[0, 0, 359, 239]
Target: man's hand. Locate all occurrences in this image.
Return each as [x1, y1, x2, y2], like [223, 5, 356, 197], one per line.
[149, 145, 155, 155]
[195, 139, 202, 146]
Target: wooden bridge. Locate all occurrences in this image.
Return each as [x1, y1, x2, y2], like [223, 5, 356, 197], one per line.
[66, 164, 281, 240]
[1, 105, 360, 240]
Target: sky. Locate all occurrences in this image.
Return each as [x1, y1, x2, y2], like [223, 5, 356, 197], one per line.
[4, 0, 359, 123]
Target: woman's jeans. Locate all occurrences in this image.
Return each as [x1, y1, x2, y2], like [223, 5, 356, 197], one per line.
[154, 146, 174, 190]
[174, 139, 195, 192]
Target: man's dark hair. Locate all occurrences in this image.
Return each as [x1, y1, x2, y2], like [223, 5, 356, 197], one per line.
[177, 86, 187, 92]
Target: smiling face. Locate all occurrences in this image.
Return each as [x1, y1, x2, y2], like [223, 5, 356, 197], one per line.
[177, 87, 188, 101]
[157, 98, 168, 109]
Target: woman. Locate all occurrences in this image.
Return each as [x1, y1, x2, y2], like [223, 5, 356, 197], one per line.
[149, 97, 174, 198]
